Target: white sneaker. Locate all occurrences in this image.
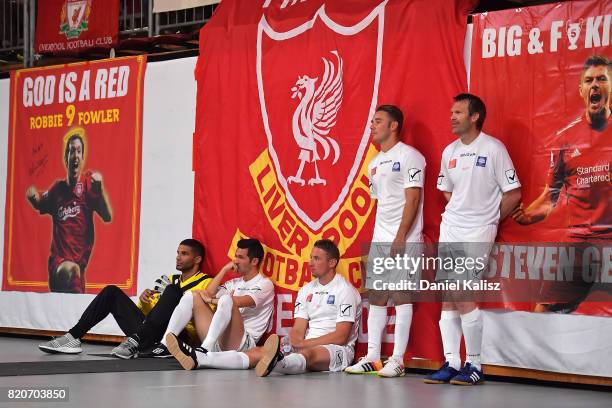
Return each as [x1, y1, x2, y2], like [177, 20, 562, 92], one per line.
[39, 333, 82, 354]
[344, 357, 382, 374]
[377, 356, 405, 378]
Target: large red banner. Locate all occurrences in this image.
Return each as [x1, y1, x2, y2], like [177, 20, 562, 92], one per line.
[3, 56, 145, 295]
[35, 0, 119, 54]
[471, 0, 611, 316]
[193, 0, 476, 361]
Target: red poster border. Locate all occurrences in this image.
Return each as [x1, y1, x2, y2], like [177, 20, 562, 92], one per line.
[4, 55, 145, 291]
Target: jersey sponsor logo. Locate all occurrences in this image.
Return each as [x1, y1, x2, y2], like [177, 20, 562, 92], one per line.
[327, 294, 335, 304]
[408, 168, 422, 182]
[449, 158, 457, 169]
[437, 173, 444, 185]
[476, 156, 487, 167]
[460, 152, 476, 157]
[57, 203, 81, 221]
[505, 169, 518, 184]
[340, 303, 352, 316]
[392, 162, 400, 172]
[242, 286, 262, 292]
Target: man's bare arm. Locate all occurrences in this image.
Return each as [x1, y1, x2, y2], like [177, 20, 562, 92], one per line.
[288, 318, 309, 346]
[200, 262, 234, 299]
[512, 185, 553, 225]
[391, 188, 421, 255]
[26, 186, 41, 210]
[91, 172, 111, 222]
[499, 188, 521, 221]
[293, 322, 353, 349]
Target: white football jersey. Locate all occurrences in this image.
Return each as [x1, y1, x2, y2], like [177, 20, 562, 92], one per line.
[293, 273, 362, 347]
[437, 132, 520, 228]
[368, 141, 426, 242]
[218, 273, 274, 343]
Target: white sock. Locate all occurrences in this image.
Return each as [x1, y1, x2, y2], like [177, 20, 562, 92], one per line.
[461, 308, 483, 370]
[366, 305, 387, 361]
[439, 310, 461, 370]
[273, 353, 307, 375]
[197, 350, 250, 369]
[391, 304, 413, 360]
[201, 294, 233, 351]
[161, 292, 194, 346]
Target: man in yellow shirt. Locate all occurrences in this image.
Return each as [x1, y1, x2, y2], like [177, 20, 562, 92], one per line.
[38, 239, 211, 359]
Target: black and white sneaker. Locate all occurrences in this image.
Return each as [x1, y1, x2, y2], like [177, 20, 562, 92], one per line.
[255, 334, 283, 377]
[166, 333, 207, 370]
[140, 343, 173, 358]
[111, 336, 139, 359]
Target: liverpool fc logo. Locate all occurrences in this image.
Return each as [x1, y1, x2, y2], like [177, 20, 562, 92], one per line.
[60, 0, 92, 39]
[288, 51, 343, 187]
[256, 1, 387, 231]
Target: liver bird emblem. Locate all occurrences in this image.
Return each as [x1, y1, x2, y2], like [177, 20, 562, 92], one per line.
[287, 51, 343, 186]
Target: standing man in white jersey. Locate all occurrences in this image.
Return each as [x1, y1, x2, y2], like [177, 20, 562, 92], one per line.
[424, 94, 521, 385]
[345, 105, 425, 377]
[162, 238, 275, 365]
[167, 239, 362, 377]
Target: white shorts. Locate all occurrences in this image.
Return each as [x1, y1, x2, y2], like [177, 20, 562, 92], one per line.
[322, 344, 355, 372]
[365, 241, 424, 290]
[439, 223, 497, 243]
[435, 223, 496, 282]
[211, 331, 256, 353]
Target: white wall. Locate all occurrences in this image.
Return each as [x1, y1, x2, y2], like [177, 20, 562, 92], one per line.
[0, 57, 197, 335]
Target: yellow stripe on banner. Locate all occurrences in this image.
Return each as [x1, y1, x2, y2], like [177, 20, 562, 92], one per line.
[228, 229, 365, 292]
[248, 146, 377, 259]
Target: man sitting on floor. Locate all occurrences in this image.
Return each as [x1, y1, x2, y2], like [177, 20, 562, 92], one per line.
[160, 238, 274, 363]
[166, 239, 362, 377]
[38, 239, 211, 359]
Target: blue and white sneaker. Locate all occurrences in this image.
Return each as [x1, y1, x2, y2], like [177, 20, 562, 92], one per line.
[450, 362, 484, 385]
[423, 362, 460, 384]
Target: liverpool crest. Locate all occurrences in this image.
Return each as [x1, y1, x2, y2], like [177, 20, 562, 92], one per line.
[60, 0, 92, 39]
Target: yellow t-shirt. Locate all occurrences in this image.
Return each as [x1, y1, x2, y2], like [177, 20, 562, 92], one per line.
[137, 271, 212, 341]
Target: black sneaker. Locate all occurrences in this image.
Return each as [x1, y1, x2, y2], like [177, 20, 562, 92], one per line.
[255, 334, 283, 377]
[165, 333, 207, 370]
[140, 343, 173, 358]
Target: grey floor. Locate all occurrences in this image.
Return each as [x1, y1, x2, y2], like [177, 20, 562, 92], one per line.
[0, 336, 610, 408]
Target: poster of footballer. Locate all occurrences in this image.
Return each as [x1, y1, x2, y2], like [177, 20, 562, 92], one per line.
[470, 0, 611, 316]
[2, 56, 145, 295]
